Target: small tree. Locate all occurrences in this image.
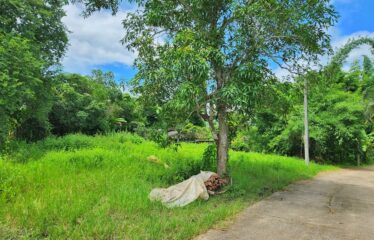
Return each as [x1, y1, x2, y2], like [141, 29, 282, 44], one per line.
[77, 0, 337, 176]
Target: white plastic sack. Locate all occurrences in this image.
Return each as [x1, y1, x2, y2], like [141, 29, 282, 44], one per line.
[149, 171, 216, 208]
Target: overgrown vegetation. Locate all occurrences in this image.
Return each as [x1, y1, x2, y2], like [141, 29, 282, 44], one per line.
[0, 133, 335, 239]
[0, 0, 68, 145]
[0, 1, 372, 239]
[1, 0, 372, 167]
[233, 41, 374, 165]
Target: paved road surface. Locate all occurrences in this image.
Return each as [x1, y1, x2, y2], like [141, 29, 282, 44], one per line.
[195, 166, 374, 240]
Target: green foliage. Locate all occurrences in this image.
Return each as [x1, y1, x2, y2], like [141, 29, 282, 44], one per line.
[125, 0, 336, 127]
[232, 80, 298, 153]
[147, 128, 169, 148]
[231, 130, 251, 152]
[326, 37, 374, 76]
[0, 0, 68, 65]
[0, 34, 49, 144]
[0, 133, 334, 239]
[270, 88, 366, 164]
[49, 73, 111, 135]
[48, 71, 145, 136]
[230, 37, 374, 165]
[4, 134, 94, 163]
[201, 145, 217, 172]
[77, 0, 338, 175]
[363, 55, 374, 76]
[133, 125, 167, 147]
[0, 0, 68, 145]
[365, 133, 374, 163]
[180, 123, 212, 141]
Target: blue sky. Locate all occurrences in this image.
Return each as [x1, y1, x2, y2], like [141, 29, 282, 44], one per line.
[62, 0, 374, 80]
[334, 0, 374, 35]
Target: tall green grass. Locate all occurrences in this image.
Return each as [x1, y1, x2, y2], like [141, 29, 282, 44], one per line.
[0, 133, 336, 239]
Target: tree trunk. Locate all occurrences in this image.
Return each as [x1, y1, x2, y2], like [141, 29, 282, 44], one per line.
[214, 65, 229, 177]
[217, 104, 229, 177]
[357, 143, 361, 166]
[304, 77, 310, 166]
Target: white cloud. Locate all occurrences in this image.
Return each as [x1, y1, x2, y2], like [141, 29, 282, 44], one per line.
[273, 67, 294, 81]
[62, 3, 372, 79]
[330, 30, 374, 70]
[272, 29, 374, 78]
[62, 4, 137, 74]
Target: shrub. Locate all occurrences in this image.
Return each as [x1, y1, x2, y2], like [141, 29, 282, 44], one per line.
[201, 145, 217, 172]
[180, 123, 211, 141]
[231, 132, 250, 152]
[164, 158, 201, 183]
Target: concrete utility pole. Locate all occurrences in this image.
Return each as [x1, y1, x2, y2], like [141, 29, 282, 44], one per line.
[304, 77, 310, 166]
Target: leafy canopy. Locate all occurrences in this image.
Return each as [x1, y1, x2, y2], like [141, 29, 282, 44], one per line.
[76, 0, 337, 121]
[76, 0, 337, 174]
[0, 0, 68, 145]
[123, 0, 337, 119]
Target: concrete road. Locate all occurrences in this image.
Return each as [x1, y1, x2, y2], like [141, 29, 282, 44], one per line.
[195, 166, 374, 240]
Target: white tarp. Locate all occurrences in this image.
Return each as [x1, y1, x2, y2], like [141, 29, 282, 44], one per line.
[149, 171, 216, 208]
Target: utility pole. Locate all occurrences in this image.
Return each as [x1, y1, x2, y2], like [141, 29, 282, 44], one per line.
[304, 77, 310, 166]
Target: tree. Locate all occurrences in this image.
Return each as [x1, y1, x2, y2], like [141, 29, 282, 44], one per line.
[0, 0, 67, 66]
[266, 37, 374, 164]
[0, 0, 68, 145]
[49, 73, 108, 135]
[325, 37, 374, 78]
[77, 0, 337, 176]
[0, 35, 46, 144]
[49, 71, 143, 135]
[270, 84, 366, 164]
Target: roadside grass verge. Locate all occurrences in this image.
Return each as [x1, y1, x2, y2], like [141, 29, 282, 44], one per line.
[0, 133, 336, 239]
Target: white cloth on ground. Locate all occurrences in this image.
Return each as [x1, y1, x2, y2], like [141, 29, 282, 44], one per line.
[149, 171, 216, 208]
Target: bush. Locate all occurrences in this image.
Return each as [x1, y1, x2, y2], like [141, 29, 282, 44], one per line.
[134, 125, 175, 148]
[201, 144, 217, 172]
[164, 158, 201, 183]
[231, 132, 250, 152]
[180, 123, 211, 141]
[15, 118, 50, 142]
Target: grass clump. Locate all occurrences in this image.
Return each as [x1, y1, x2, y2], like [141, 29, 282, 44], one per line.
[0, 133, 336, 239]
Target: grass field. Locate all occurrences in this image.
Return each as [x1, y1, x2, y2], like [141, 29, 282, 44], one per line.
[0, 133, 336, 239]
